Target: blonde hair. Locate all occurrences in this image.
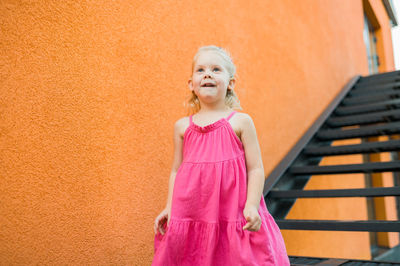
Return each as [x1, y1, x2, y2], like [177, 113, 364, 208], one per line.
[184, 45, 242, 115]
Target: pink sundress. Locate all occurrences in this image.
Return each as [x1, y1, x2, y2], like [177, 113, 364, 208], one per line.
[152, 110, 290, 265]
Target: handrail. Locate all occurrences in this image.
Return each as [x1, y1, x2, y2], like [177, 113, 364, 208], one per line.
[263, 75, 361, 196]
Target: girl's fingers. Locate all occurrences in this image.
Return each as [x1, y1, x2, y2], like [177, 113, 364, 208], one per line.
[243, 220, 253, 230]
[154, 211, 169, 235]
[159, 218, 167, 235]
[154, 218, 159, 234]
[243, 216, 262, 231]
[154, 211, 169, 234]
[243, 216, 253, 230]
[243, 223, 249, 230]
[252, 219, 261, 231]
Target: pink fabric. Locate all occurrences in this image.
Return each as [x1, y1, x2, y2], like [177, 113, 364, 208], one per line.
[152, 110, 290, 266]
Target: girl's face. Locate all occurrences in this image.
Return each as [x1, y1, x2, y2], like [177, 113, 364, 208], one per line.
[189, 51, 235, 105]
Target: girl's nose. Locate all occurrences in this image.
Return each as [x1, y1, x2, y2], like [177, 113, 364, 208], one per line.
[203, 69, 213, 77]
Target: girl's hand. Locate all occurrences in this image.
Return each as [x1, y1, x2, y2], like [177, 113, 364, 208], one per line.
[242, 204, 262, 231]
[154, 207, 169, 235]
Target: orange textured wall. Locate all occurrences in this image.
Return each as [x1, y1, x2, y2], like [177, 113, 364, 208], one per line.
[368, 0, 396, 71]
[0, 0, 395, 264]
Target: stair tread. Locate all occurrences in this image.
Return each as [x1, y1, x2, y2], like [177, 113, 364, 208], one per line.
[335, 98, 400, 115]
[289, 161, 400, 175]
[268, 186, 400, 198]
[327, 109, 400, 127]
[354, 81, 400, 91]
[276, 219, 400, 232]
[304, 139, 400, 155]
[316, 121, 400, 140]
[289, 255, 400, 265]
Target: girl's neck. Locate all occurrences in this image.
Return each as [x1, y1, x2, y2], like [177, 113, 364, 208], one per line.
[197, 106, 232, 115]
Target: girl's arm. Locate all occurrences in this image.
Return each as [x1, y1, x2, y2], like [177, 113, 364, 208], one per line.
[240, 114, 265, 211]
[165, 118, 184, 211]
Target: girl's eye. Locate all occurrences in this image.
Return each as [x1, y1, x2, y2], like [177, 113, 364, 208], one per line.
[196, 67, 220, 72]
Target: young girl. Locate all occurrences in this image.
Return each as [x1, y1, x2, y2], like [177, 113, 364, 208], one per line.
[152, 45, 290, 265]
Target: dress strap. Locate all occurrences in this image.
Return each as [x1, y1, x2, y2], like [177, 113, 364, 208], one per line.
[189, 114, 193, 126]
[226, 110, 237, 121]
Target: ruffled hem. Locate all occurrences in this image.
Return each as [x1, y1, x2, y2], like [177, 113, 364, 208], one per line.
[152, 213, 290, 266]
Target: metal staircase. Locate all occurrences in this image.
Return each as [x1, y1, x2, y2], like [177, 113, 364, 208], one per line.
[262, 70, 400, 265]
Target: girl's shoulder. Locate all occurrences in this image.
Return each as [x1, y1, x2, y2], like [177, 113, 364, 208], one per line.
[231, 110, 251, 122]
[229, 111, 253, 138]
[174, 115, 191, 139]
[234, 111, 257, 128]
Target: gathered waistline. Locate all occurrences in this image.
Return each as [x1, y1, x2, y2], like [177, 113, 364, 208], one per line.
[182, 151, 245, 164]
[170, 217, 247, 224]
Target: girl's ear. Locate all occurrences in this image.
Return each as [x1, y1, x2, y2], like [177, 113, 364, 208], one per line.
[228, 78, 236, 91]
[188, 78, 193, 91]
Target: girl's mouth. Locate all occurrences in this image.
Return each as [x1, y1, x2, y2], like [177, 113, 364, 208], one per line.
[202, 83, 216, 87]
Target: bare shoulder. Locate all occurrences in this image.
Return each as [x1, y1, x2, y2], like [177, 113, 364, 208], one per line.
[230, 111, 255, 140]
[232, 112, 254, 130]
[174, 116, 191, 139]
[233, 112, 253, 122]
